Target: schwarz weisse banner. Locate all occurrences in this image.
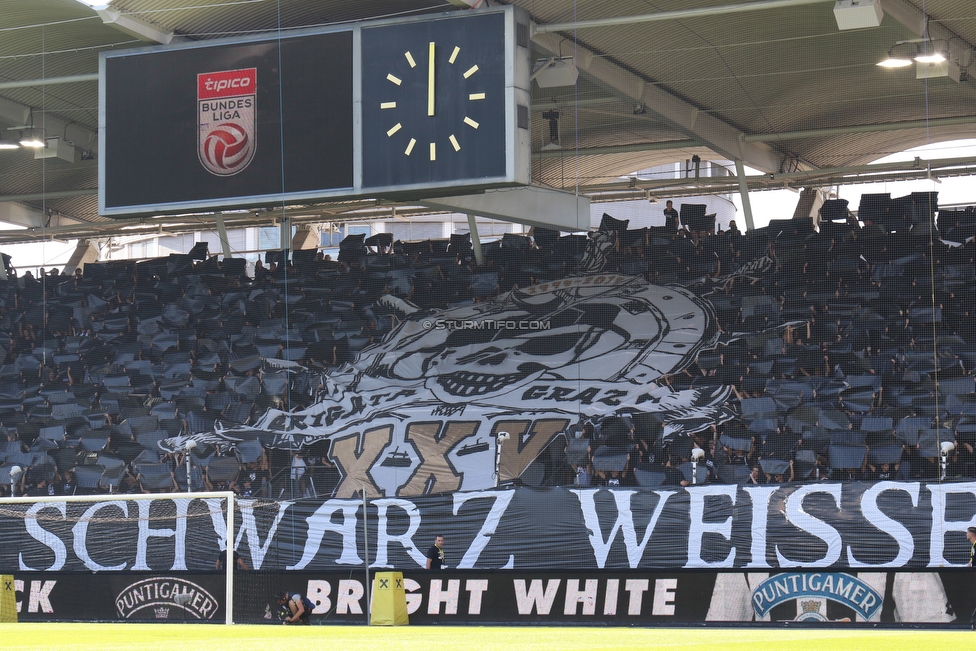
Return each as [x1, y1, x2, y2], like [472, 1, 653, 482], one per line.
[5, 483, 976, 574]
[10, 569, 972, 625]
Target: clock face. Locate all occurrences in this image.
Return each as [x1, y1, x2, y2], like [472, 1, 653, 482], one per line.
[361, 13, 508, 189]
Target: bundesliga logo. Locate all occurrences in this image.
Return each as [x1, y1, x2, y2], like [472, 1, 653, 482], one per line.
[197, 68, 256, 176]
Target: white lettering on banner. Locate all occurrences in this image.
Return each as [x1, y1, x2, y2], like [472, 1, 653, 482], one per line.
[571, 489, 677, 568]
[13, 579, 56, 614]
[133, 500, 177, 571]
[235, 499, 293, 570]
[775, 484, 843, 568]
[465, 579, 489, 615]
[336, 579, 364, 614]
[370, 498, 426, 568]
[288, 500, 362, 569]
[72, 500, 129, 572]
[19, 501, 67, 572]
[625, 579, 649, 615]
[685, 484, 738, 568]
[306, 580, 332, 613]
[743, 485, 779, 569]
[603, 578, 619, 615]
[927, 482, 976, 567]
[563, 579, 598, 616]
[403, 578, 422, 614]
[114, 578, 217, 619]
[652, 578, 677, 615]
[29, 580, 56, 614]
[428, 579, 461, 615]
[453, 490, 516, 568]
[203, 497, 228, 551]
[12, 481, 976, 572]
[513, 579, 561, 615]
[848, 482, 920, 568]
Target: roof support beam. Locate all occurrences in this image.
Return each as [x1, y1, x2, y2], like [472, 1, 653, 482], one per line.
[743, 115, 976, 142]
[533, 139, 702, 159]
[0, 74, 98, 91]
[95, 6, 179, 45]
[0, 189, 95, 203]
[534, 0, 835, 34]
[530, 35, 794, 174]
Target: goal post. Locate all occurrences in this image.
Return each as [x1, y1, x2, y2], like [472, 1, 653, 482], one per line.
[0, 491, 237, 625]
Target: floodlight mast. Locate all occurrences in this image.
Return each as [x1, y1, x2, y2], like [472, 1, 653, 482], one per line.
[185, 440, 197, 493]
[8, 465, 22, 496]
[494, 432, 511, 487]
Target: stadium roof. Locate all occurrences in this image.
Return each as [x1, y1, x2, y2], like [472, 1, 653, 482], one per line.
[1, 0, 975, 235]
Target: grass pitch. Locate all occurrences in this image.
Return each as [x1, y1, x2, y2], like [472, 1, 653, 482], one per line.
[0, 624, 969, 651]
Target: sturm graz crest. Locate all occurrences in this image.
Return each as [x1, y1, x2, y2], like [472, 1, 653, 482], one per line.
[197, 68, 256, 176]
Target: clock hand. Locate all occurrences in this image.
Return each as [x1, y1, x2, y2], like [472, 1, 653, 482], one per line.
[427, 41, 435, 117]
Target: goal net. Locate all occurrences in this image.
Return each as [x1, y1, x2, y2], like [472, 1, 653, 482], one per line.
[0, 491, 239, 624]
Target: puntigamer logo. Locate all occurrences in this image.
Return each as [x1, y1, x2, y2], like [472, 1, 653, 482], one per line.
[116, 578, 219, 620]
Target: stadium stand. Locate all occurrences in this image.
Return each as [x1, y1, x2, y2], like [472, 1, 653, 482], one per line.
[1, 194, 975, 498]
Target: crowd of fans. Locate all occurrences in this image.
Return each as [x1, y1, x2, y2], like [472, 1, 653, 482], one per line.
[0, 190, 974, 498]
[560, 195, 976, 488]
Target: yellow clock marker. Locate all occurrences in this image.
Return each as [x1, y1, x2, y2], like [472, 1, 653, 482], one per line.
[449, 46, 460, 64]
[405, 138, 416, 156]
[449, 135, 460, 152]
[463, 117, 479, 129]
[463, 64, 478, 79]
[469, 93, 485, 101]
[429, 142, 436, 161]
[387, 73, 401, 86]
[387, 123, 402, 137]
[428, 42, 436, 117]
[405, 51, 416, 68]
[380, 102, 396, 109]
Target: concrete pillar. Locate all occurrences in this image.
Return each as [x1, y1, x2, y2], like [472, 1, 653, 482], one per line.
[63, 239, 99, 276]
[291, 224, 319, 250]
[467, 214, 484, 266]
[734, 159, 755, 232]
[214, 213, 232, 259]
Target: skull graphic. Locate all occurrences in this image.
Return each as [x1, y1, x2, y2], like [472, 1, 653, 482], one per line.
[339, 274, 719, 405]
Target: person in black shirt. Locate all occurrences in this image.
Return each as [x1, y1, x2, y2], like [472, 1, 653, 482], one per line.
[426, 534, 445, 570]
[215, 550, 248, 571]
[663, 200, 679, 233]
[277, 591, 312, 625]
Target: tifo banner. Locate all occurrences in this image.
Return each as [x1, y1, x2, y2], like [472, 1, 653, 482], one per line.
[166, 275, 736, 496]
[9, 569, 971, 625]
[4, 483, 976, 573]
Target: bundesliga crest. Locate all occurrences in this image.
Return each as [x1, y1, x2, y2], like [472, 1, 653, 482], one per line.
[197, 68, 256, 176]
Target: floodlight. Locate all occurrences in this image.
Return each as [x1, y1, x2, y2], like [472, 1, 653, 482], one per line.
[532, 57, 578, 88]
[19, 129, 46, 148]
[914, 51, 947, 64]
